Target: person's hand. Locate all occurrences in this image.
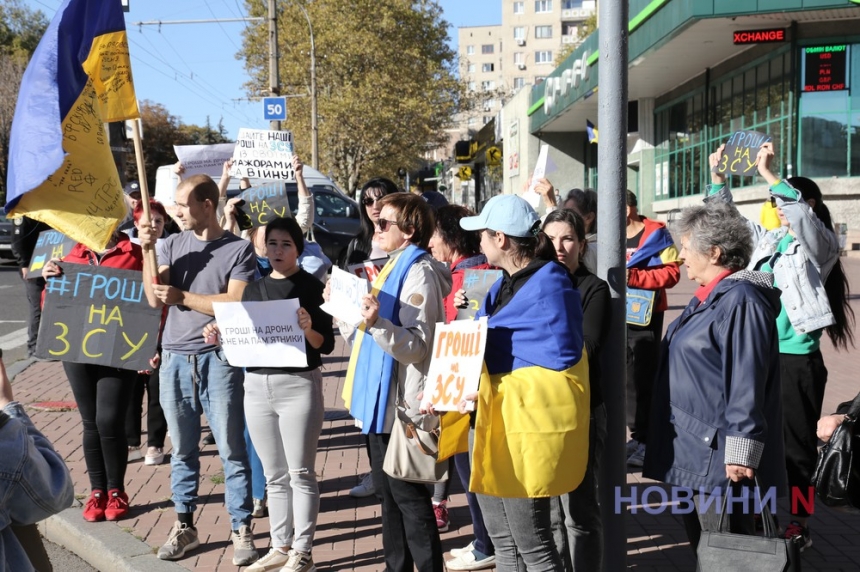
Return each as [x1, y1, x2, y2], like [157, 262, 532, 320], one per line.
[222, 159, 234, 179]
[152, 284, 184, 306]
[202, 323, 221, 345]
[20, 267, 28, 279]
[361, 294, 380, 328]
[453, 288, 467, 308]
[292, 154, 304, 181]
[149, 352, 161, 371]
[137, 219, 156, 249]
[709, 144, 727, 185]
[725, 464, 754, 483]
[756, 142, 778, 185]
[817, 414, 847, 443]
[223, 197, 244, 220]
[323, 279, 331, 303]
[0, 357, 13, 408]
[297, 307, 313, 332]
[173, 161, 186, 179]
[41, 258, 63, 280]
[533, 177, 557, 208]
[457, 391, 479, 414]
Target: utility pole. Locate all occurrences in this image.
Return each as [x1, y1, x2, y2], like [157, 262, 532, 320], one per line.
[597, 1, 629, 570]
[268, 0, 280, 131]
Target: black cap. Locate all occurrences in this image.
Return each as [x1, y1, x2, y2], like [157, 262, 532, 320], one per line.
[123, 181, 141, 196]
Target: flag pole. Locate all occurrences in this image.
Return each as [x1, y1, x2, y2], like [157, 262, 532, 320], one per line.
[130, 119, 159, 280]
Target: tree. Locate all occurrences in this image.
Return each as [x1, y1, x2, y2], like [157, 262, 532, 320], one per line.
[554, 12, 597, 66]
[0, 0, 49, 204]
[241, 0, 468, 195]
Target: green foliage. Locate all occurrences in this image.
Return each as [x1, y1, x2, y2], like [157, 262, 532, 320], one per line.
[241, 0, 468, 195]
[553, 12, 597, 67]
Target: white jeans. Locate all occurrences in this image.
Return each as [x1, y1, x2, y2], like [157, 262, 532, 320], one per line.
[244, 369, 323, 552]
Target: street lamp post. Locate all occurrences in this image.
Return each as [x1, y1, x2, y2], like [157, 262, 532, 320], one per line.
[267, 1, 319, 170]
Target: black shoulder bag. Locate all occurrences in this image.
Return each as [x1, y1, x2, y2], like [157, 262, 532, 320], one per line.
[812, 391, 860, 512]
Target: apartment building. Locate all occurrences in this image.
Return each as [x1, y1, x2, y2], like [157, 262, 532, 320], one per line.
[458, 25, 504, 134]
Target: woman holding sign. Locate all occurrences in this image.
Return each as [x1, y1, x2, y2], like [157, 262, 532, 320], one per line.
[204, 216, 335, 572]
[41, 232, 151, 523]
[341, 192, 451, 572]
[705, 142, 854, 550]
[457, 195, 589, 571]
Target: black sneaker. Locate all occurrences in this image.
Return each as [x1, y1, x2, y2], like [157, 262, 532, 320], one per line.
[782, 521, 812, 552]
[202, 432, 216, 446]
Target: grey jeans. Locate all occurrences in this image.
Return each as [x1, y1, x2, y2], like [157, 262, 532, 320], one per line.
[244, 369, 324, 553]
[476, 494, 563, 571]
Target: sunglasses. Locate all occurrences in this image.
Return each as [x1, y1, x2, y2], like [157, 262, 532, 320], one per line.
[376, 218, 398, 232]
[362, 196, 383, 206]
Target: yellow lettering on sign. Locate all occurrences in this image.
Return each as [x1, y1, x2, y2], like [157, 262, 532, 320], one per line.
[82, 329, 106, 358]
[121, 332, 148, 360]
[48, 322, 71, 356]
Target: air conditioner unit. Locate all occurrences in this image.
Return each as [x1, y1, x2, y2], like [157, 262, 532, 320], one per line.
[517, 63, 526, 70]
[562, 9, 573, 18]
[516, 38, 526, 46]
[562, 35, 575, 44]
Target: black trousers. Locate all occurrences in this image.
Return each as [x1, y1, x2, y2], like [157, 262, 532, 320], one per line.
[125, 366, 167, 448]
[64, 362, 135, 492]
[368, 432, 443, 572]
[21, 274, 45, 357]
[781, 351, 828, 518]
[626, 312, 664, 444]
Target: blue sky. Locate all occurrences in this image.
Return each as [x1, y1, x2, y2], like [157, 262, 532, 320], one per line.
[22, 0, 500, 139]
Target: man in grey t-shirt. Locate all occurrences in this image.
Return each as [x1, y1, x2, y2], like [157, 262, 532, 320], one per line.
[140, 174, 259, 566]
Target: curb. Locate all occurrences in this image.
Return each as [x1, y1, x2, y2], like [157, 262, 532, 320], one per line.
[7, 356, 35, 380]
[38, 505, 185, 572]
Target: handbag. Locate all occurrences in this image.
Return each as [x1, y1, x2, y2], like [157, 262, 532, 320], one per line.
[626, 288, 655, 326]
[383, 401, 448, 484]
[812, 391, 860, 511]
[299, 228, 332, 281]
[697, 478, 802, 572]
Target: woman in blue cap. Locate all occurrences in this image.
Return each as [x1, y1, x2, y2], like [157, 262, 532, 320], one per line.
[456, 194, 590, 571]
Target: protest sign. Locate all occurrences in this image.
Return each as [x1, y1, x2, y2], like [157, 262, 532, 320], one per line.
[522, 143, 549, 209]
[347, 258, 388, 283]
[423, 317, 488, 411]
[230, 128, 295, 180]
[173, 143, 236, 177]
[713, 130, 772, 177]
[456, 269, 504, 320]
[36, 265, 161, 370]
[233, 181, 292, 230]
[213, 299, 307, 368]
[320, 266, 369, 326]
[27, 230, 77, 278]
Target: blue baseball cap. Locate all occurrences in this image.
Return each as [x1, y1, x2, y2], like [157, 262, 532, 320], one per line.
[459, 194, 540, 237]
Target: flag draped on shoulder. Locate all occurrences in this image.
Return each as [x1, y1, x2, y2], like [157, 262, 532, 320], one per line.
[5, 0, 139, 252]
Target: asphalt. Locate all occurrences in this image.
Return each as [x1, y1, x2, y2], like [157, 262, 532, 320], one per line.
[9, 257, 860, 571]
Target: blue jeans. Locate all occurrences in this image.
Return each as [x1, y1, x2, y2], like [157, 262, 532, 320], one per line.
[453, 452, 495, 556]
[160, 348, 252, 529]
[244, 424, 266, 500]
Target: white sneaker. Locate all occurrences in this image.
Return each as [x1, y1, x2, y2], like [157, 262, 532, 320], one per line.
[349, 473, 375, 498]
[251, 497, 267, 518]
[127, 446, 142, 462]
[246, 548, 290, 572]
[446, 548, 496, 571]
[627, 442, 646, 468]
[282, 549, 316, 572]
[449, 542, 474, 558]
[231, 524, 259, 566]
[144, 447, 164, 466]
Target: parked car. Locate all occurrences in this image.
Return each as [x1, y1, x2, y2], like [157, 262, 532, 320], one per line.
[0, 213, 16, 260]
[153, 165, 361, 267]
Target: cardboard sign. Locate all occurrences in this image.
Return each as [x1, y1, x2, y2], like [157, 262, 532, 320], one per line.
[233, 181, 292, 230]
[230, 128, 295, 180]
[347, 258, 388, 283]
[36, 265, 161, 370]
[213, 299, 307, 368]
[28, 230, 77, 278]
[173, 143, 236, 177]
[713, 130, 772, 177]
[423, 317, 488, 411]
[456, 269, 503, 320]
[320, 266, 369, 326]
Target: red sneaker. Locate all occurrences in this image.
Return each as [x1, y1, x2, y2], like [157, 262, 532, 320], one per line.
[434, 501, 449, 532]
[105, 489, 129, 521]
[83, 490, 107, 522]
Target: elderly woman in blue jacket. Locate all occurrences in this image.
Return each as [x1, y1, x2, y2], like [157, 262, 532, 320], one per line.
[705, 142, 855, 549]
[643, 202, 786, 555]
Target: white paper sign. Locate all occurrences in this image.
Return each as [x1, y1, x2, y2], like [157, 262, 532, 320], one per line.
[347, 258, 388, 283]
[230, 128, 295, 180]
[173, 143, 236, 177]
[522, 143, 549, 209]
[213, 299, 307, 368]
[320, 267, 370, 326]
[422, 317, 488, 412]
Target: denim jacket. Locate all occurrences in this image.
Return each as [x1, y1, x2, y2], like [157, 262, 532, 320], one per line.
[705, 183, 838, 334]
[1, 402, 74, 572]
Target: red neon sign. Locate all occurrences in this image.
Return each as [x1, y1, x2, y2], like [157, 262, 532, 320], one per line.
[733, 29, 786, 45]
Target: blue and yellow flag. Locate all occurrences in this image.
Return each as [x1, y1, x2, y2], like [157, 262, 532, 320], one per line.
[5, 0, 139, 252]
[586, 119, 598, 144]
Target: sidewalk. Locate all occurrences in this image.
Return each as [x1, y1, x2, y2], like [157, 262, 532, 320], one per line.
[8, 257, 860, 571]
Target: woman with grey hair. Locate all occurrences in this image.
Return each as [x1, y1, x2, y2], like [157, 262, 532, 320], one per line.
[643, 202, 787, 558]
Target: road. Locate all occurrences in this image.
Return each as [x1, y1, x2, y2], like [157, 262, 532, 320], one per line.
[0, 259, 30, 366]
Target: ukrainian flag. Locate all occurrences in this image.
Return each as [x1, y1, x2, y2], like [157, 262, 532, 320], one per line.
[5, 0, 139, 252]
